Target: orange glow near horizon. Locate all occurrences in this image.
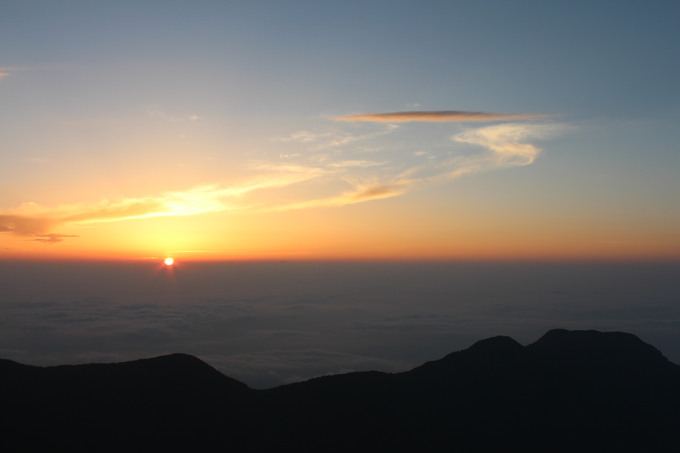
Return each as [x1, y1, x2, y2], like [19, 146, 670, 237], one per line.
[2, 115, 678, 263]
[1, 160, 679, 263]
[1, 212, 678, 263]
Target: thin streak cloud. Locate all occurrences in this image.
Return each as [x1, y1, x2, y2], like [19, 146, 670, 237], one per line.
[335, 111, 553, 123]
[269, 180, 412, 212]
[327, 160, 386, 168]
[275, 124, 399, 152]
[0, 66, 34, 80]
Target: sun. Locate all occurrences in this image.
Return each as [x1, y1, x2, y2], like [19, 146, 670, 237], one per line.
[164, 257, 175, 266]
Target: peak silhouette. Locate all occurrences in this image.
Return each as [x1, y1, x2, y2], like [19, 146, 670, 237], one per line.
[468, 334, 524, 351]
[530, 328, 669, 364]
[2, 330, 679, 452]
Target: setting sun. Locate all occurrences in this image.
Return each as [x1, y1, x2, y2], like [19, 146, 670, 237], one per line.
[164, 258, 175, 266]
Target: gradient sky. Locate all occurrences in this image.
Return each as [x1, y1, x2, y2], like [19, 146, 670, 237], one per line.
[2, 0, 679, 261]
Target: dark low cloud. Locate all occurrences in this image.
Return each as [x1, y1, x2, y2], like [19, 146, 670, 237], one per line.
[0, 214, 78, 245]
[351, 184, 401, 201]
[32, 234, 79, 243]
[0, 215, 55, 235]
[335, 110, 553, 123]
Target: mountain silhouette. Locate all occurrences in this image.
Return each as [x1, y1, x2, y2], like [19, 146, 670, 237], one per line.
[2, 329, 679, 452]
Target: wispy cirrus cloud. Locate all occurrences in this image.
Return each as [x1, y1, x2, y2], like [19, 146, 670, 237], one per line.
[268, 120, 566, 213]
[273, 124, 399, 152]
[147, 108, 202, 123]
[327, 160, 386, 169]
[1, 108, 566, 243]
[336, 110, 553, 123]
[0, 169, 325, 240]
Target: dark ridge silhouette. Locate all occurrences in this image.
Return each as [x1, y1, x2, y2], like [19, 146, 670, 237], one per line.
[2, 329, 679, 452]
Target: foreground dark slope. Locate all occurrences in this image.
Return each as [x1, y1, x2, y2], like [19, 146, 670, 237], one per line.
[2, 330, 679, 452]
[1, 353, 252, 451]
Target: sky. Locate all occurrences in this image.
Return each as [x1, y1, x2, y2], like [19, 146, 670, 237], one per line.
[1, 0, 679, 261]
[1, 1, 680, 387]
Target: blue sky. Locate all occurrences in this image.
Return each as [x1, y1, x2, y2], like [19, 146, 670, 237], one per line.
[4, 1, 678, 117]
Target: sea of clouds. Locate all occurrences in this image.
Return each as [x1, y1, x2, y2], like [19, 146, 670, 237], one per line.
[1, 261, 678, 388]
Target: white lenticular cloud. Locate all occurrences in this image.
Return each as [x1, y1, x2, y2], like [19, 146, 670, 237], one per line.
[453, 123, 561, 167]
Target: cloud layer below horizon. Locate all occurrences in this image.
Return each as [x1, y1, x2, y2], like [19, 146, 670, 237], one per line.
[0, 261, 676, 388]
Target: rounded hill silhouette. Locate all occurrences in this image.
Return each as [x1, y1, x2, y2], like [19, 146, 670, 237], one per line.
[2, 329, 679, 452]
